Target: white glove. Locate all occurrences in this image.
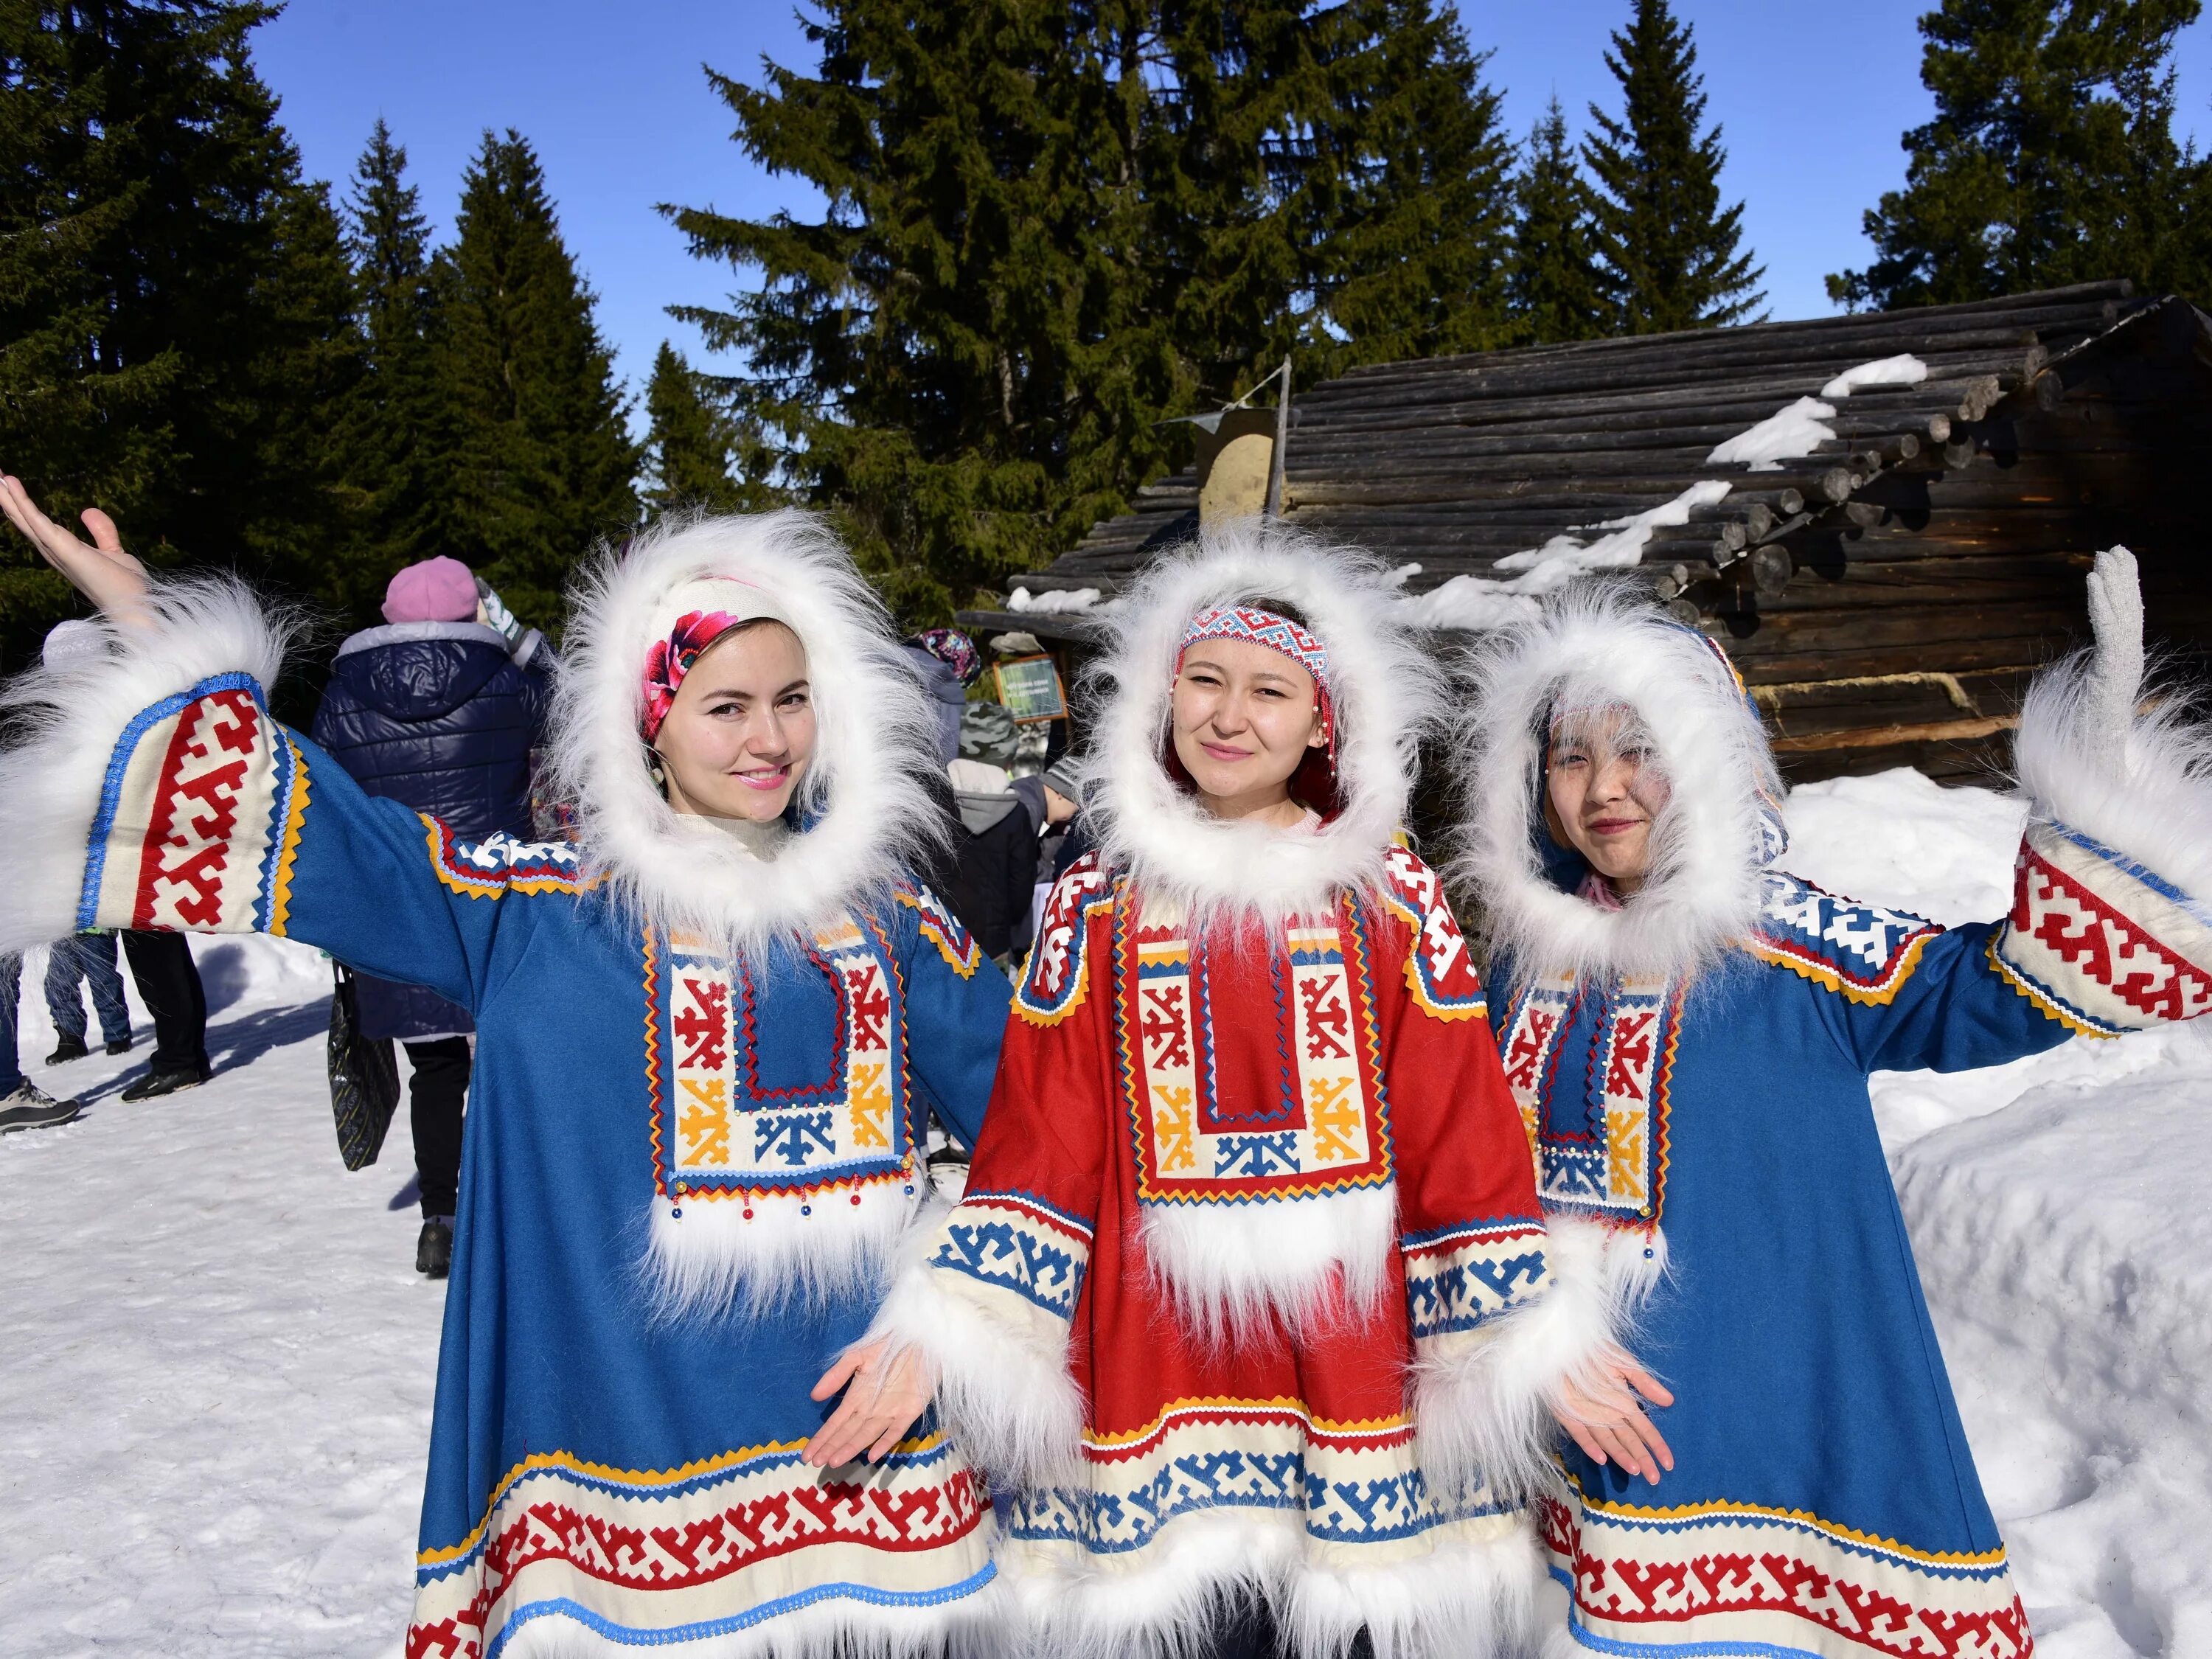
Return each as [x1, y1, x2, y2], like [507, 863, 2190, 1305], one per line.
[2083, 546, 2144, 744]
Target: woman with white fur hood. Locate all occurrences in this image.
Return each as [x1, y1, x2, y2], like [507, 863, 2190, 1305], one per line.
[858, 520, 1617, 1659]
[0, 481, 1015, 1659]
[1452, 552, 2212, 1659]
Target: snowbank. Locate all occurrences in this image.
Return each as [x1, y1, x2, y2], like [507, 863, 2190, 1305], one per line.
[1784, 768, 2212, 1656]
[0, 932, 439, 1658]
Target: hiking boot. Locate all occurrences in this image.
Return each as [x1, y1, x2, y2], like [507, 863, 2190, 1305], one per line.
[0, 1081, 82, 1133]
[104, 1034, 133, 1056]
[120, 1059, 212, 1102]
[44, 1034, 89, 1065]
[416, 1217, 453, 1279]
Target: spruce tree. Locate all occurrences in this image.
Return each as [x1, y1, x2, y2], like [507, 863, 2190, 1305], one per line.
[1298, 0, 1517, 368]
[0, 0, 364, 668]
[641, 342, 779, 519]
[337, 119, 446, 618]
[670, 1, 1522, 622]
[670, 0, 1181, 622]
[1830, 0, 2208, 310]
[434, 129, 638, 627]
[1582, 0, 1764, 333]
[1509, 96, 1610, 344]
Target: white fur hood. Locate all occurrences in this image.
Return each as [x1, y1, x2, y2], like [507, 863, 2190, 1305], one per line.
[1450, 582, 1785, 984]
[1082, 518, 1441, 925]
[543, 511, 944, 956]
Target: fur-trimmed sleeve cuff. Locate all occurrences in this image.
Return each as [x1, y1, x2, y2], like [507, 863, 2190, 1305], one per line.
[1408, 1215, 1644, 1503]
[0, 578, 296, 956]
[863, 1192, 1091, 1487]
[2000, 646, 2212, 1034]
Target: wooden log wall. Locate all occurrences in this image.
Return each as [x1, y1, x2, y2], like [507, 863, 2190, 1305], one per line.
[967, 281, 2212, 785]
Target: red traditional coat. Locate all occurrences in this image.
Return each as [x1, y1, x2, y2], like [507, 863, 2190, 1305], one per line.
[880, 842, 1558, 1653]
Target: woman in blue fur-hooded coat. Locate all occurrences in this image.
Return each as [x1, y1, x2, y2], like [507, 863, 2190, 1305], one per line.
[0, 485, 1016, 1659]
[1445, 553, 2212, 1659]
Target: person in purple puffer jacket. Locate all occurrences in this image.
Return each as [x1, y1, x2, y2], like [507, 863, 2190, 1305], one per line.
[311, 557, 552, 1276]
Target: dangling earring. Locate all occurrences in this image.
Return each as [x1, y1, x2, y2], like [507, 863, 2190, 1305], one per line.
[645, 745, 668, 796]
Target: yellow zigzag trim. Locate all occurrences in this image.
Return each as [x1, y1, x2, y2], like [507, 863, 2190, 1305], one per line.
[421, 815, 594, 899]
[1086, 1395, 1409, 1450]
[267, 742, 310, 938]
[894, 888, 979, 979]
[1983, 933, 2118, 1039]
[1745, 928, 1935, 1006]
[1567, 1472, 2010, 1568]
[418, 1430, 952, 1568]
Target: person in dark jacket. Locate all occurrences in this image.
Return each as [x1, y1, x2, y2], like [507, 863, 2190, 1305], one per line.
[310, 555, 552, 1276]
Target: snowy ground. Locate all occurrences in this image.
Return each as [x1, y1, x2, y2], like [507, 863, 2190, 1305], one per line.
[0, 770, 2206, 1656]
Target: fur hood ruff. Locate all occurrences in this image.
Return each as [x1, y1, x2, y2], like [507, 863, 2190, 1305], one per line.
[1082, 518, 1442, 929]
[544, 511, 945, 959]
[1452, 582, 1784, 984]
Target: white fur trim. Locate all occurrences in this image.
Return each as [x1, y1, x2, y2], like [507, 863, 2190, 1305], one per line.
[863, 1244, 1087, 1488]
[643, 1183, 925, 1323]
[335, 618, 514, 658]
[1450, 583, 1781, 982]
[1083, 518, 1443, 928]
[481, 1569, 1012, 1659]
[2014, 576, 2212, 911]
[0, 578, 296, 957]
[543, 511, 947, 959]
[1411, 1217, 1658, 1504]
[1138, 1185, 1397, 1349]
[1003, 1506, 1542, 1659]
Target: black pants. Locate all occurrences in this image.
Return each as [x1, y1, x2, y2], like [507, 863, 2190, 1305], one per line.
[1199, 1601, 1375, 1659]
[404, 1037, 471, 1220]
[120, 930, 207, 1073]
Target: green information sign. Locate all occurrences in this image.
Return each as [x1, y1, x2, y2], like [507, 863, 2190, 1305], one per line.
[993, 655, 1068, 723]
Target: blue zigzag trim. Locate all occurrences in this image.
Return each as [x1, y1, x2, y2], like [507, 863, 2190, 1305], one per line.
[482, 1563, 998, 1659]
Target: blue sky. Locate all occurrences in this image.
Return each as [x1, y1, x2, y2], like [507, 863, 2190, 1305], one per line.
[254, 1, 2210, 413]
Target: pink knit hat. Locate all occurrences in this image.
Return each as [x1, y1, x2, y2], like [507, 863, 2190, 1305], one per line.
[382, 557, 479, 625]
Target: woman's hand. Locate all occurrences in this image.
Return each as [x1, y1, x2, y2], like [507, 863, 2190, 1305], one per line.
[1551, 1345, 1675, 1486]
[804, 1340, 933, 1470]
[0, 476, 152, 623]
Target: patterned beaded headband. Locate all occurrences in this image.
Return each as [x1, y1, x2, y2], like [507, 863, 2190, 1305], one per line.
[640, 576, 790, 745]
[1175, 605, 1332, 698]
[1173, 603, 1338, 774]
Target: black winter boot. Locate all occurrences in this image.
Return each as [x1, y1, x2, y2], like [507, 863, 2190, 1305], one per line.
[120, 1058, 211, 1102]
[45, 1034, 89, 1065]
[416, 1217, 453, 1279]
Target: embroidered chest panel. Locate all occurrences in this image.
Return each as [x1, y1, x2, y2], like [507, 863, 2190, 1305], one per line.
[1116, 897, 1392, 1204]
[644, 917, 914, 1200]
[1498, 972, 1682, 1227]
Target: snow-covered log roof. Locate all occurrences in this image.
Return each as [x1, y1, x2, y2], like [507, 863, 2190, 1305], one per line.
[964, 279, 2212, 783]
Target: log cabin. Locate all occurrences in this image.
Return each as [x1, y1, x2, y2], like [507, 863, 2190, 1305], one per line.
[959, 279, 2212, 785]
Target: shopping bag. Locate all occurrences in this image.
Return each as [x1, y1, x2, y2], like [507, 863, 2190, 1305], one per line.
[327, 964, 400, 1171]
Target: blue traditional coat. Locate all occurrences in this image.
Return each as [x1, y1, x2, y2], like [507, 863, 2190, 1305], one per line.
[1452, 580, 2212, 1659]
[3, 540, 1017, 1659]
